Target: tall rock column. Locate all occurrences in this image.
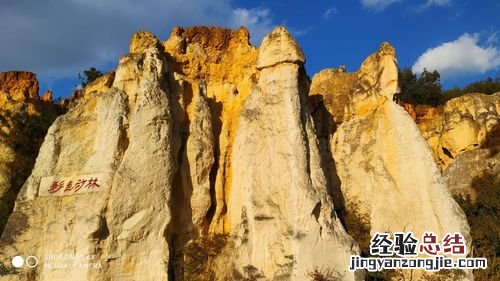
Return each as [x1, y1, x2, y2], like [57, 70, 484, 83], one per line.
[331, 43, 471, 278]
[225, 27, 361, 281]
[100, 31, 179, 281]
[0, 31, 179, 281]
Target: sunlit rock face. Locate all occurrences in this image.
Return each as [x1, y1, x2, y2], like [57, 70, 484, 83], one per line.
[0, 71, 62, 235]
[1, 25, 482, 281]
[224, 26, 360, 281]
[416, 93, 499, 170]
[314, 43, 472, 279]
[0, 33, 178, 281]
[163, 26, 260, 235]
[340, 43, 470, 232]
[0, 72, 39, 102]
[0, 27, 362, 281]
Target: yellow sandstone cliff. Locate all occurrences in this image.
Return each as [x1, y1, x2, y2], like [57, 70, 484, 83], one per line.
[1, 26, 494, 281]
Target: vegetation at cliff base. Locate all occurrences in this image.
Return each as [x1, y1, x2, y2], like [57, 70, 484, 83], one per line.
[173, 234, 228, 281]
[0, 109, 60, 234]
[307, 267, 341, 281]
[454, 170, 500, 280]
[342, 199, 396, 280]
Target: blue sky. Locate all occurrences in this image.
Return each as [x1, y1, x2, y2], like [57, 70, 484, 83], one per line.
[0, 0, 498, 98]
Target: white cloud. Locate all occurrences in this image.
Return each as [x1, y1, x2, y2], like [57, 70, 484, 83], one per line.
[323, 7, 338, 19]
[361, 0, 401, 11]
[230, 8, 274, 45]
[413, 33, 500, 79]
[0, 0, 275, 78]
[361, 0, 453, 12]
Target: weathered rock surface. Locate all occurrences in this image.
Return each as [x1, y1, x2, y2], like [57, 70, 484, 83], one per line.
[224, 27, 360, 281]
[0, 72, 39, 102]
[309, 68, 357, 125]
[416, 93, 499, 170]
[0, 72, 62, 234]
[330, 44, 471, 280]
[164, 26, 259, 234]
[61, 72, 115, 108]
[398, 101, 443, 124]
[0, 33, 178, 281]
[443, 148, 499, 199]
[180, 86, 215, 233]
[333, 101, 470, 238]
[309, 42, 398, 126]
[0, 26, 485, 281]
[255, 26, 305, 69]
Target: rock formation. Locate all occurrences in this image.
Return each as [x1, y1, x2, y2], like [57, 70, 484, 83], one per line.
[41, 90, 53, 103]
[0, 33, 180, 281]
[309, 67, 356, 126]
[331, 43, 470, 237]
[309, 43, 472, 279]
[0, 72, 62, 234]
[0, 72, 39, 102]
[225, 27, 359, 281]
[443, 148, 499, 199]
[0, 26, 483, 281]
[60, 72, 115, 108]
[416, 93, 499, 170]
[163, 26, 259, 235]
[398, 101, 443, 124]
[414, 93, 499, 197]
[0, 27, 360, 281]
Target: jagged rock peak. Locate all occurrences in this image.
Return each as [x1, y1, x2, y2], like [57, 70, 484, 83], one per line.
[256, 26, 305, 69]
[167, 26, 251, 52]
[163, 26, 257, 82]
[0, 71, 39, 101]
[41, 90, 53, 102]
[346, 41, 399, 118]
[376, 41, 396, 57]
[129, 30, 164, 53]
[308, 42, 399, 125]
[357, 41, 398, 100]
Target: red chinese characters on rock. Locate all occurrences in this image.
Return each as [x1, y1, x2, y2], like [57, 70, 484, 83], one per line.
[48, 177, 101, 194]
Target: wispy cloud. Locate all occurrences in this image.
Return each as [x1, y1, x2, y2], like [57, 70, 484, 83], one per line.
[292, 27, 313, 37]
[414, 0, 452, 12]
[280, 20, 313, 38]
[413, 33, 500, 79]
[486, 31, 499, 45]
[323, 7, 338, 19]
[361, 0, 401, 12]
[231, 8, 274, 45]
